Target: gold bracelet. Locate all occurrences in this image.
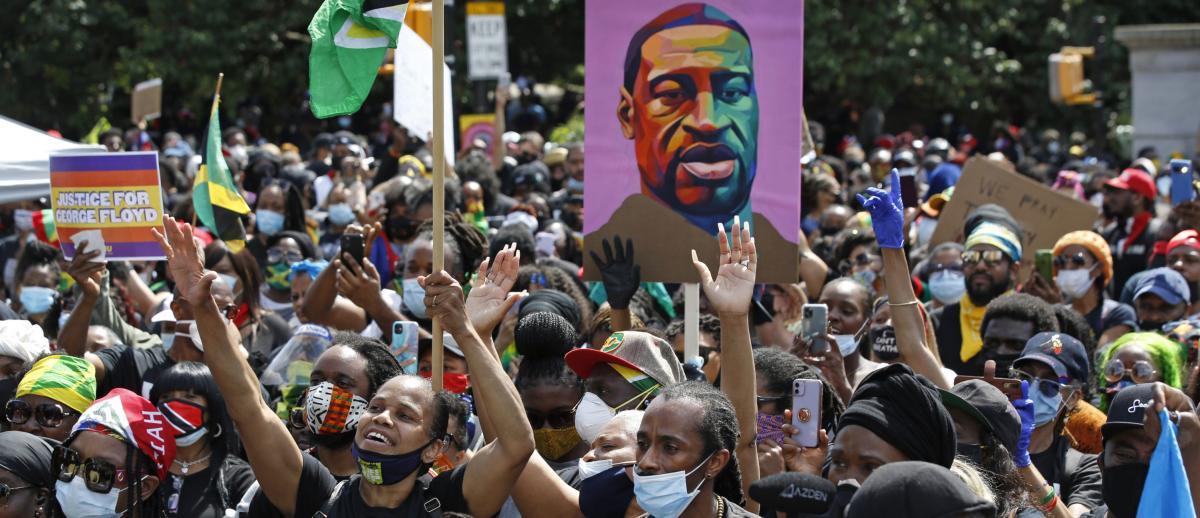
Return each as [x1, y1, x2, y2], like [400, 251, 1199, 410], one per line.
[887, 300, 922, 307]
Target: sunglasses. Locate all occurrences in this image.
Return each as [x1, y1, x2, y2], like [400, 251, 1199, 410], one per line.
[755, 395, 790, 411]
[962, 250, 1008, 268]
[1009, 369, 1065, 399]
[526, 407, 577, 430]
[0, 483, 32, 505]
[854, 253, 882, 268]
[53, 447, 129, 494]
[1104, 360, 1157, 384]
[5, 400, 77, 428]
[1054, 252, 1093, 269]
[267, 248, 304, 264]
[929, 262, 964, 274]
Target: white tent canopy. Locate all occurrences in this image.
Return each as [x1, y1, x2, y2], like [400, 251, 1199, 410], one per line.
[0, 115, 103, 204]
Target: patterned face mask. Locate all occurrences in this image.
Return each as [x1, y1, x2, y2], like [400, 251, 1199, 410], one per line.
[303, 381, 369, 435]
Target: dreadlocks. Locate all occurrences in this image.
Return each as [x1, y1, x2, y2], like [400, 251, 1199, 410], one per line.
[416, 212, 488, 281]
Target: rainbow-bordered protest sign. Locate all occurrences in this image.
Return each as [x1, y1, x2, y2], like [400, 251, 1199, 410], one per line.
[50, 152, 165, 261]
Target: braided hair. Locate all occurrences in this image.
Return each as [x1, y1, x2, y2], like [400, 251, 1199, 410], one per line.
[414, 212, 488, 281]
[655, 382, 744, 506]
[514, 313, 582, 392]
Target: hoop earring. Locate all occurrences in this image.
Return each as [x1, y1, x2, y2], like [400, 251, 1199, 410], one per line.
[212, 423, 223, 438]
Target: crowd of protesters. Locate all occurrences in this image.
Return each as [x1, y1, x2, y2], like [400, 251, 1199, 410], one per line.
[0, 77, 1197, 518]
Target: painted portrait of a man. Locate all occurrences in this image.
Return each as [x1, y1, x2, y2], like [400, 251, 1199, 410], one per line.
[617, 3, 758, 234]
[584, 0, 801, 283]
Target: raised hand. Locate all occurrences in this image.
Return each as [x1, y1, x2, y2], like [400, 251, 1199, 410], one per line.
[65, 244, 105, 299]
[691, 216, 757, 317]
[590, 236, 640, 310]
[335, 253, 383, 309]
[151, 216, 215, 307]
[856, 169, 905, 249]
[465, 243, 525, 337]
[421, 271, 469, 335]
[779, 415, 829, 476]
[1011, 380, 1035, 468]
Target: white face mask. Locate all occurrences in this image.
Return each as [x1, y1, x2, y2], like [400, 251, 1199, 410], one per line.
[401, 278, 427, 319]
[174, 319, 204, 352]
[56, 477, 121, 518]
[577, 458, 613, 480]
[574, 392, 615, 445]
[1055, 267, 1095, 300]
[834, 334, 859, 358]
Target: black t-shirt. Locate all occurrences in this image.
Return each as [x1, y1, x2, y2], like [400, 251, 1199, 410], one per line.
[929, 303, 985, 375]
[165, 456, 256, 518]
[248, 452, 469, 518]
[94, 343, 173, 398]
[1083, 299, 1137, 338]
[1030, 435, 1103, 511]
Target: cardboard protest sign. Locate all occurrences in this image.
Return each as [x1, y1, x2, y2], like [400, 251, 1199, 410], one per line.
[459, 113, 495, 154]
[582, 0, 803, 283]
[50, 152, 166, 261]
[131, 78, 163, 123]
[929, 157, 1100, 278]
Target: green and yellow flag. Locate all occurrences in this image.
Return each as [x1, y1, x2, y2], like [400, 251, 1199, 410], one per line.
[308, 0, 410, 118]
[81, 117, 111, 145]
[193, 94, 250, 251]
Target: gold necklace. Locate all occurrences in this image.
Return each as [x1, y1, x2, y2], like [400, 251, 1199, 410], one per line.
[715, 495, 725, 518]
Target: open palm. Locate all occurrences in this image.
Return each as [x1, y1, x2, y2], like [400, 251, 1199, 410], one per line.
[692, 217, 757, 316]
[152, 216, 213, 307]
[465, 243, 524, 337]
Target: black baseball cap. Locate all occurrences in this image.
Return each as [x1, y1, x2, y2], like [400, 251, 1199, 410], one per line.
[1101, 384, 1155, 442]
[939, 380, 1020, 453]
[1014, 332, 1090, 383]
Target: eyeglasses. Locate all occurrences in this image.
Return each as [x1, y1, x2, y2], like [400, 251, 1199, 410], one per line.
[1104, 360, 1157, 384]
[527, 407, 577, 429]
[962, 250, 1008, 268]
[1054, 252, 1093, 270]
[267, 248, 304, 264]
[5, 400, 77, 428]
[854, 253, 882, 268]
[0, 483, 32, 505]
[1009, 369, 1065, 399]
[53, 447, 129, 493]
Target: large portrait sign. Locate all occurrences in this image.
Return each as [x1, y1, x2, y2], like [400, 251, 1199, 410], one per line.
[583, 0, 803, 283]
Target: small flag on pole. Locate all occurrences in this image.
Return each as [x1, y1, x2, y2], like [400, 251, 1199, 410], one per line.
[193, 77, 251, 252]
[308, 0, 411, 118]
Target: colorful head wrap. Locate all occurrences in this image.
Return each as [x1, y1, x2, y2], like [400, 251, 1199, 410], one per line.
[71, 388, 176, 481]
[289, 259, 329, 281]
[965, 222, 1022, 262]
[1053, 230, 1113, 285]
[16, 355, 96, 413]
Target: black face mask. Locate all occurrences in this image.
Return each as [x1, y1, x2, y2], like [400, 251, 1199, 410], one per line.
[312, 429, 356, 450]
[387, 215, 418, 242]
[0, 378, 17, 408]
[956, 443, 983, 466]
[982, 351, 1021, 376]
[871, 325, 899, 361]
[1138, 320, 1167, 333]
[819, 226, 842, 237]
[1102, 463, 1149, 518]
[579, 465, 634, 518]
[518, 152, 537, 165]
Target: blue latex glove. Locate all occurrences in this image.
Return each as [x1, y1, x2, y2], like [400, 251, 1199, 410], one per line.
[1011, 380, 1035, 468]
[855, 169, 906, 249]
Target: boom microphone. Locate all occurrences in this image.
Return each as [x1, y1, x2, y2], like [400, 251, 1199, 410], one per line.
[749, 472, 836, 517]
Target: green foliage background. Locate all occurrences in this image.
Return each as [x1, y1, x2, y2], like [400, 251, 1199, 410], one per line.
[1, 0, 1196, 141]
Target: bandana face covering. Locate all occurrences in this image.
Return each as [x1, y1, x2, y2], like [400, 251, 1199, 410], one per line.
[421, 371, 470, 394]
[755, 413, 787, 444]
[304, 382, 368, 436]
[159, 398, 208, 447]
[266, 262, 293, 291]
[534, 426, 583, 461]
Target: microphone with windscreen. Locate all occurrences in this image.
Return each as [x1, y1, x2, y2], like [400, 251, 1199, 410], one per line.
[749, 472, 836, 517]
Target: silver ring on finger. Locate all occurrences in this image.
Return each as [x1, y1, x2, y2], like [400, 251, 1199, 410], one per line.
[739, 259, 750, 267]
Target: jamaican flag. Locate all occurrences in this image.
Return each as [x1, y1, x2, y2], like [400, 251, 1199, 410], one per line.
[308, 0, 410, 118]
[193, 94, 250, 252]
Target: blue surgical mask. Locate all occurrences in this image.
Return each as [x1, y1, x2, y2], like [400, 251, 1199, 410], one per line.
[632, 451, 714, 518]
[256, 209, 285, 236]
[852, 269, 877, 288]
[216, 273, 239, 294]
[566, 178, 585, 193]
[1031, 384, 1063, 427]
[19, 286, 56, 315]
[161, 330, 176, 352]
[56, 476, 121, 518]
[916, 217, 938, 245]
[401, 278, 427, 319]
[928, 270, 966, 305]
[328, 203, 356, 226]
[834, 334, 859, 358]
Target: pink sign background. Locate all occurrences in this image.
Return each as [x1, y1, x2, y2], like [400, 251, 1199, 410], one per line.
[583, 0, 803, 241]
